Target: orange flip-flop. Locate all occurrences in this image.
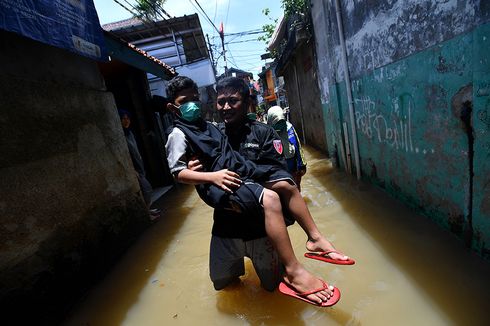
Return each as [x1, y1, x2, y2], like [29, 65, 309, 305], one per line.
[304, 250, 355, 265]
[278, 280, 341, 307]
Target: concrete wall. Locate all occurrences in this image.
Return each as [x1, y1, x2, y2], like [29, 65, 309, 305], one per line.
[311, 0, 490, 257]
[0, 30, 150, 324]
[282, 41, 328, 152]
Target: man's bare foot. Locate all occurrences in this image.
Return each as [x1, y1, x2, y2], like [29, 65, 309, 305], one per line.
[306, 237, 349, 261]
[283, 265, 334, 304]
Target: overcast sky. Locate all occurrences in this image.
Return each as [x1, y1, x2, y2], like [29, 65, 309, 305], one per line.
[93, 0, 284, 78]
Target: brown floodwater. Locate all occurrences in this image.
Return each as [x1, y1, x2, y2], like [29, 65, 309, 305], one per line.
[65, 147, 490, 326]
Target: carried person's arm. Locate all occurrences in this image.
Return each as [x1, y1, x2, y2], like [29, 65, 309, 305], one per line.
[175, 168, 242, 193]
[166, 127, 241, 192]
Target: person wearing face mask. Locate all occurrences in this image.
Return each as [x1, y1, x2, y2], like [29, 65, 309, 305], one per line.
[267, 106, 307, 191]
[164, 76, 289, 211]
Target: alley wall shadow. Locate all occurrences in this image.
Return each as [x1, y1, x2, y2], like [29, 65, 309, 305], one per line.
[63, 184, 197, 326]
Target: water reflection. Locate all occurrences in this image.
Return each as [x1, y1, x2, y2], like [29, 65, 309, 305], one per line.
[65, 147, 490, 326]
[214, 260, 354, 326]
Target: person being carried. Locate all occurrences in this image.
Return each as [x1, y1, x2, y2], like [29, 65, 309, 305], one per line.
[165, 76, 352, 306]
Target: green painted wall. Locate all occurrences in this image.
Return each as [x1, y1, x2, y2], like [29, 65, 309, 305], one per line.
[326, 23, 490, 257]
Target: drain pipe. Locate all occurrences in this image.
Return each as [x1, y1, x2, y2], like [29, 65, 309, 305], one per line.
[334, 0, 361, 180]
[293, 64, 307, 145]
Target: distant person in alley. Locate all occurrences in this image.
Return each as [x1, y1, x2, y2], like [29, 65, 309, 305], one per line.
[164, 76, 353, 306]
[118, 109, 160, 221]
[267, 106, 307, 191]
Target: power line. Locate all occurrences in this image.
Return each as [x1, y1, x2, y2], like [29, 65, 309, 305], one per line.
[113, 0, 176, 40]
[213, 0, 218, 24]
[136, 0, 172, 19]
[225, 44, 238, 68]
[210, 30, 265, 38]
[225, 30, 265, 36]
[225, 0, 231, 27]
[230, 53, 265, 58]
[121, 0, 184, 39]
[189, 0, 220, 34]
[112, 0, 213, 70]
[226, 39, 263, 45]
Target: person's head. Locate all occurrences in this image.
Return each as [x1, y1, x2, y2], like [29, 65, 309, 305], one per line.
[216, 77, 250, 126]
[118, 109, 131, 129]
[166, 76, 201, 122]
[247, 93, 258, 120]
[267, 106, 287, 132]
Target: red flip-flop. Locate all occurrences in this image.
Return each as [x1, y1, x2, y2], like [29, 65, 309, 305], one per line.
[304, 250, 355, 265]
[278, 280, 341, 307]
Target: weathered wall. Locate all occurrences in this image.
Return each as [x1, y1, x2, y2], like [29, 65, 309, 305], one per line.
[282, 41, 328, 152]
[311, 0, 490, 257]
[0, 30, 150, 324]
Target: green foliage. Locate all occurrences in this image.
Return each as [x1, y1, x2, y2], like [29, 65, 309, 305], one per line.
[258, 8, 279, 57]
[134, 0, 167, 21]
[282, 0, 307, 18]
[259, 0, 308, 56]
[258, 8, 278, 43]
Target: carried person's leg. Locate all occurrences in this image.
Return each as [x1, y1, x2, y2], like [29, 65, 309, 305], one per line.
[261, 189, 333, 304]
[209, 236, 246, 290]
[266, 180, 351, 263]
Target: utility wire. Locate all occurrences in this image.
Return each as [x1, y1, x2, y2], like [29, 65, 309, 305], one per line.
[213, 0, 218, 24]
[111, 0, 202, 71]
[112, 0, 169, 40]
[138, 0, 172, 18]
[189, 0, 220, 34]
[121, 0, 185, 40]
[225, 0, 231, 27]
[225, 44, 238, 67]
[210, 30, 265, 38]
[226, 39, 262, 45]
[231, 53, 265, 58]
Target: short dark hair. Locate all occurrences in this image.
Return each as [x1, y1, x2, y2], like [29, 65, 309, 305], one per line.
[216, 77, 250, 101]
[166, 76, 198, 102]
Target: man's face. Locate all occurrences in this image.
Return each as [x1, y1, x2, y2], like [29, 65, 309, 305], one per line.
[216, 90, 247, 126]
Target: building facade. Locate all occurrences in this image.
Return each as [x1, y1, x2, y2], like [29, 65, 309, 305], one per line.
[311, 0, 490, 257]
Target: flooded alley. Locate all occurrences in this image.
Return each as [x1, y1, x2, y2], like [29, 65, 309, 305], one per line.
[65, 147, 490, 326]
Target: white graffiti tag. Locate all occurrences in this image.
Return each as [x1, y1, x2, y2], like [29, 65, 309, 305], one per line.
[354, 95, 432, 153]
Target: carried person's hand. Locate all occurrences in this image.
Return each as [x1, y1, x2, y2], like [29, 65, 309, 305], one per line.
[188, 156, 203, 171]
[211, 169, 242, 193]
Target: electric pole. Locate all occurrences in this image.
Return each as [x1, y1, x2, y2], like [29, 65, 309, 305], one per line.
[206, 34, 217, 77]
[219, 22, 228, 76]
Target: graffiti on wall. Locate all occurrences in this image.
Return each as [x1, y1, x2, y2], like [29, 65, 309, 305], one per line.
[354, 94, 434, 154]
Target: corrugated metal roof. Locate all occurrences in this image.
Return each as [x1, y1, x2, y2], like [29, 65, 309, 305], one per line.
[103, 14, 208, 64]
[104, 31, 176, 79]
[102, 17, 144, 31]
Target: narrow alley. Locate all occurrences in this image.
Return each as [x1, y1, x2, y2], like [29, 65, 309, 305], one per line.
[65, 147, 490, 326]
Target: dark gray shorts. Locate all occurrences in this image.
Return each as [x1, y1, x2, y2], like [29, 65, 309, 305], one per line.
[209, 235, 284, 291]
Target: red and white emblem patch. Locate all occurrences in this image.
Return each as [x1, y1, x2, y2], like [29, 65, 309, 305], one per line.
[273, 140, 283, 154]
